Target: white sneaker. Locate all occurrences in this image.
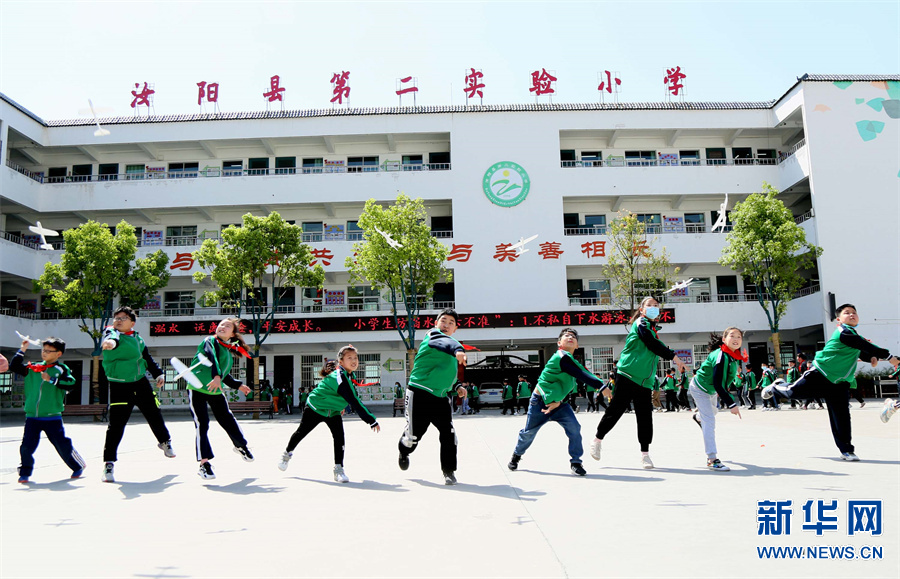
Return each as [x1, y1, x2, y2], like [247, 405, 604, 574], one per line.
[157, 440, 176, 458]
[198, 462, 216, 480]
[840, 452, 860, 462]
[101, 462, 115, 483]
[641, 454, 654, 469]
[277, 451, 292, 472]
[707, 458, 731, 471]
[881, 399, 897, 423]
[589, 438, 602, 461]
[333, 465, 349, 483]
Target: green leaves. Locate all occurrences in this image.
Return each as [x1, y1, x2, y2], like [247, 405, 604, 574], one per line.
[193, 211, 326, 352]
[720, 182, 823, 332]
[346, 194, 450, 349]
[35, 220, 170, 354]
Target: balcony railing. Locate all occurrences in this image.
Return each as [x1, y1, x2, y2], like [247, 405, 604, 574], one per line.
[794, 209, 814, 224]
[778, 139, 807, 164]
[565, 284, 820, 308]
[563, 223, 731, 235]
[1, 230, 64, 250]
[135, 300, 456, 318]
[27, 163, 452, 185]
[560, 157, 776, 169]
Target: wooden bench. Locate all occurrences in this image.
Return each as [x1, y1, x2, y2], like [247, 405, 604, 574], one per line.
[228, 401, 275, 419]
[393, 397, 404, 417]
[63, 404, 108, 422]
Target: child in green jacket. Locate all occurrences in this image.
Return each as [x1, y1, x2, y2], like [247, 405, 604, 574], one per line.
[10, 337, 85, 483]
[279, 345, 379, 482]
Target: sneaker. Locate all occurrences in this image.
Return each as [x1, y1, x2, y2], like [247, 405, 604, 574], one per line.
[881, 399, 897, 423]
[508, 453, 522, 471]
[277, 451, 292, 472]
[233, 446, 254, 462]
[761, 385, 775, 400]
[707, 459, 731, 472]
[589, 438, 602, 461]
[398, 453, 410, 471]
[570, 463, 587, 476]
[198, 462, 216, 480]
[860, 401, 866, 408]
[692, 412, 702, 429]
[71, 466, 85, 479]
[17, 468, 29, 484]
[442, 471, 457, 485]
[641, 455, 654, 469]
[102, 462, 115, 483]
[333, 465, 349, 483]
[158, 440, 176, 458]
[840, 452, 860, 462]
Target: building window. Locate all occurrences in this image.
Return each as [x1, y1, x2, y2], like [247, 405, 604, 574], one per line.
[693, 344, 710, 370]
[223, 160, 243, 176]
[275, 157, 296, 175]
[705, 148, 726, 165]
[161, 357, 193, 391]
[679, 150, 700, 166]
[98, 163, 119, 181]
[47, 167, 67, 183]
[248, 158, 269, 176]
[346, 220, 364, 241]
[560, 150, 576, 167]
[584, 214, 606, 233]
[431, 216, 453, 238]
[591, 347, 615, 378]
[711, 209, 732, 232]
[732, 147, 753, 165]
[348, 285, 380, 311]
[165, 226, 197, 246]
[275, 287, 295, 313]
[301, 354, 325, 388]
[302, 158, 324, 174]
[567, 280, 583, 305]
[302, 222, 323, 242]
[357, 353, 382, 385]
[757, 149, 776, 165]
[347, 156, 379, 173]
[636, 213, 661, 234]
[164, 291, 195, 316]
[625, 151, 656, 167]
[402, 155, 423, 171]
[428, 151, 450, 169]
[300, 288, 323, 312]
[684, 212, 705, 233]
[125, 164, 146, 180]
[587, 279, 612, 304]
[168, 162, 199, 178]
[581, 151, 602, 167]
[72, 164, 92, 182]
[246, 287, 268, 313]
[563, 213, 580, 230]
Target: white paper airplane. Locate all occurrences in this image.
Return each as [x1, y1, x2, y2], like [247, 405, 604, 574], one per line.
[88, 99, 110, 137]
[170, 355, 213, 389]
[15, 331, 41, 346]
[710, 193, 729, 232]
[374, 226, 402, 249]
[663, 278, 696, 294]
[28, 221, 58, 250]
[508, 234, 538, 255]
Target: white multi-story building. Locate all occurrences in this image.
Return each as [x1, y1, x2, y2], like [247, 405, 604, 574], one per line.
[2, 74, 898, 408]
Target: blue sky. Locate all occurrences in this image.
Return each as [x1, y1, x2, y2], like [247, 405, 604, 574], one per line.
[1, 0, 898, 120]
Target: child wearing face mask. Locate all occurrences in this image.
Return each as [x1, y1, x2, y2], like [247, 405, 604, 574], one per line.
[589, 297, 686, 469]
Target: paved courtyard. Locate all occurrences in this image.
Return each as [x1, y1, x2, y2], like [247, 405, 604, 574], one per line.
[1, 403, 898, 578]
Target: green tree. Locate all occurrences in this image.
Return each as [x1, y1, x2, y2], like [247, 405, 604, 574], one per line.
[35, 220, 170, 403]
[720, 182, 823, 366]
[602, 211, 678, 318]
[193, 212, 325, 393]
[345, 194, 451, 373]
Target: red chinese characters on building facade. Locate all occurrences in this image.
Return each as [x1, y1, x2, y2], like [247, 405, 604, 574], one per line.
[197, 81, 219, 106]
[493, 243, 519, 262]
[130, 82, 155, 108]
[663, 66, 686, 96]
[169, 252, 195, 271]
[581, 241, 607, 258]
[529, 69, 557, 96]
[538, 242, 564, 260]
[463, 68, 485, 100]
[396, 76, 418, 95]
[309, 248, 334, 266]
[263, 75, 286, 102]
[447, 244, 474, 262]
[597, 70, 621, 94]
[330, 71, 350, 104]
[633, 241, 651, 257]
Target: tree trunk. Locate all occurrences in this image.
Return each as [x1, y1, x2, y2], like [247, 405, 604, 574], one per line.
[251, 355, 260, 420]
[771, 332, 782, 377]
[91, 355, 102, 421]
[406, 348, 417, 381]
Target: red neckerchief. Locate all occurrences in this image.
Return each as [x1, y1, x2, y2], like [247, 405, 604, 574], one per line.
[27, 361, 56, 373]
[106, 326, 135, 336]
[721, 345, 748, 362]
[216, 337, 252, 358]
[351, 377, 378, 387]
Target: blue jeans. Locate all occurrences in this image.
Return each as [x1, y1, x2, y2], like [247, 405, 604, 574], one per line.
[513, 394, 583, 463]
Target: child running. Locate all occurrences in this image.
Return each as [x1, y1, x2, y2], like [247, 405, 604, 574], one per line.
[100, 306, 175, 483]
[278, 345, 379, 482]
[10, 337, 86, 483]
[398, 309, 467, 485]
[689, 328, 744, 471]
[763, 303, 899, 460]
[188, 317, 255, 480]
[590, 297, 686, 469]
[508, 328, 608, 475]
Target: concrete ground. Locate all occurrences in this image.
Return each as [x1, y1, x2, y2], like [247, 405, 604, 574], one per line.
[1, 401, 898, 579]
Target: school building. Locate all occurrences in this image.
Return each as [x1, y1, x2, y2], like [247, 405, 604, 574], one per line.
[1, 74, 898, 408]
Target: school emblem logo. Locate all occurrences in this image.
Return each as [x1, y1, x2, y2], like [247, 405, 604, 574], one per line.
[482, 162, 531, 207]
